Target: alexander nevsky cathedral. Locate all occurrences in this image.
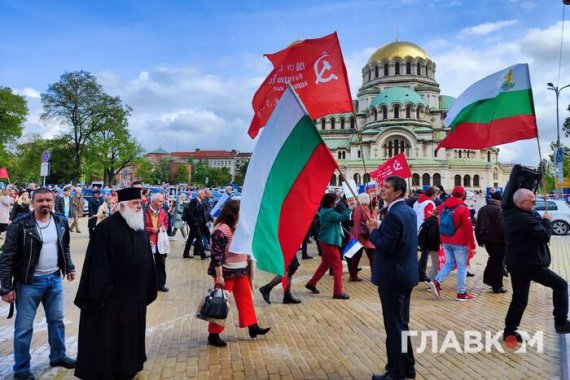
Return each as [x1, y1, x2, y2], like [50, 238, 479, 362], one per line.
[319, 40, 511, 191]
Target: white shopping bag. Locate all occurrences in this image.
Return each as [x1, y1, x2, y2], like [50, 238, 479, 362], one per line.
[157, 227, 170, 254]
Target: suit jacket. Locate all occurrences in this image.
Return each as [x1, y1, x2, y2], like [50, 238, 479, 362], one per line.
[370, 200, 419, 289]
[88, 197, 104, 228]
[187, 198, 206, 225]
[54, 195, 65, 214]
[72, 193, 84, 217]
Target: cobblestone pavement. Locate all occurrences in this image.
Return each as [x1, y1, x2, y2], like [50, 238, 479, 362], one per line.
[0, 219, 567, 379]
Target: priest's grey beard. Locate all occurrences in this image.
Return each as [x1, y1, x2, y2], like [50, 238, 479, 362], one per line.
[119, 203, 145, 231]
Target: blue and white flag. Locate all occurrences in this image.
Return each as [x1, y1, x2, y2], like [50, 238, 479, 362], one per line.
[211, 192, 231, 218]
[342, 237, 363, 259]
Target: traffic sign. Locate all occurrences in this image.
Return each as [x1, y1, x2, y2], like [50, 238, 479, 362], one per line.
[41, 150, 51, 163]
[40, 162, 49, 177]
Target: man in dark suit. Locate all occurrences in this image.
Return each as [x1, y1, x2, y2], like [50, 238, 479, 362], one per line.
[53, 189, 65, 214]
[87, 190, 104, 238]
[182, 190, 209, 259]
[503, 188, 570, 342]
[367, 176, 418, 380]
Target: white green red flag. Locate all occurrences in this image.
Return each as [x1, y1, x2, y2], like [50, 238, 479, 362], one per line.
[248, 32, 354, 139]
[436, 63, 538, 150]
[231, 87, 337, 275]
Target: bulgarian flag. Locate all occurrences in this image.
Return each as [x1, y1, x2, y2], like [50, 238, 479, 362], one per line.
[230, 86, 337, 275]
[436, 63, 538, 150]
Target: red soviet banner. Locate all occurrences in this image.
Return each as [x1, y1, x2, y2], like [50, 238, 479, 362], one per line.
[369, 153, 412, 184]
[248, 32, 354, 139]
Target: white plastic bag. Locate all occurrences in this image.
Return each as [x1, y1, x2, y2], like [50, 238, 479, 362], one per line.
[157, 227, 170, 254]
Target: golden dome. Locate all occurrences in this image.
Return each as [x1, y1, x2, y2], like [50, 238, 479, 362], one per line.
[368, 41, 429, 63]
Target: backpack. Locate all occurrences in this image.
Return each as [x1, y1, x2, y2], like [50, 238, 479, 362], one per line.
[439, 205, 460, 236]
[418, 216, 440, 250]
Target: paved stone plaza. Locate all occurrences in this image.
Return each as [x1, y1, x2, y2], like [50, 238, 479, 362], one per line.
[0, 219, 567, 379]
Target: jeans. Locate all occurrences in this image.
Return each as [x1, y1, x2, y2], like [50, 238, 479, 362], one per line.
[435, 244, 468, 293]
[14, 272, 66, 375]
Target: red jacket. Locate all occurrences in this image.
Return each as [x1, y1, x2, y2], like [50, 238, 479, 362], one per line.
[437, 197, 475, 249]
[145, 207, 169, 245]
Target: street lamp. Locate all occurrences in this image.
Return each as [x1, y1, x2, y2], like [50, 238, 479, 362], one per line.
[547, 82, 570, 197]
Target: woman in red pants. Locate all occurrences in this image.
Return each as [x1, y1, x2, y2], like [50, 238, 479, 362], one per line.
[305, 193, 352, 299]
[206, 200, 270, 347]
[348, 193, 375, 281]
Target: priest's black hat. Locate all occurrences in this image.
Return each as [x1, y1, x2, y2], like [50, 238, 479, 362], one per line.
[117, 187, 142, 202]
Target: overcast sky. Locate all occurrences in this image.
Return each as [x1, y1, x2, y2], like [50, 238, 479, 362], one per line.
[1, 0, 569, 165]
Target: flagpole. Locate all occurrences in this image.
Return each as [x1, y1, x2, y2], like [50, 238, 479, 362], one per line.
[352, 115, 369, 175]
[336, 169, 371, 220]
[535, 136, 549, 212]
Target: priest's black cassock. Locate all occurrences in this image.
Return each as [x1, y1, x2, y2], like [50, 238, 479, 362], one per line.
[74, 211, 157, 379]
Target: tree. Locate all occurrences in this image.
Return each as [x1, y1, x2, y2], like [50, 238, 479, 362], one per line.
[154, 159, 170, 184]
[234, 159, 249, 185]
[10, 136, 76, 184]
[85, 97, 143, 186]
[41, 71, 122, 184]
[174, 164, 190, 184]
[0, 87, 28, 166]
[134, 159, 155, 184]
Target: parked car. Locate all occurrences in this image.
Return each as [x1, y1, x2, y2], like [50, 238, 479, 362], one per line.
[534, 200, 570, 236]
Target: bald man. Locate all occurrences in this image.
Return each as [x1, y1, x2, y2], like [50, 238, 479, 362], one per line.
[503, 188, 570, 342]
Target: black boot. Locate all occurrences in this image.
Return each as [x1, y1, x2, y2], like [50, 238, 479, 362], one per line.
[248, 323, 271, 338]
[259, 276, 281, 304]
[208, 333, 227, 347]
[283, 292, 301, 304]
[283, 276, 301, 304]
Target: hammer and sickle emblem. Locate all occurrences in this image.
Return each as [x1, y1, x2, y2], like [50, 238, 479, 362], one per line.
[314, 53, 338, 84]
[393, 162, 402, 171]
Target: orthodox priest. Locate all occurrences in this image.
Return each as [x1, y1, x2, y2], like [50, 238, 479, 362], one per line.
[74, 187, 157, 379]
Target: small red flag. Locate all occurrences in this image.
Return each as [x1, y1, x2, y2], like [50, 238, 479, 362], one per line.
[369, 153, 412, 184]
[0, 167, 9, 179]
[248, 32, 354, 139]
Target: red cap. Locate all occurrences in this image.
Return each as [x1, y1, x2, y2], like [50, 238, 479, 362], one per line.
[452, 186, 466, 198]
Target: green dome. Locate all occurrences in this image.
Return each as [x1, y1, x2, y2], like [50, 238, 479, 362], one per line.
[370, 87, 425, 108]
[439, 95, 456, 111]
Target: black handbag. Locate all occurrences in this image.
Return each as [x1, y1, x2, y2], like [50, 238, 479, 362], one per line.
[200, 288, 229, 320]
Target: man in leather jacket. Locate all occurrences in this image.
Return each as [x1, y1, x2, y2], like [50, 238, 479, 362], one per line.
[503, 188, 570, 343]
[0, 188, 76, 380]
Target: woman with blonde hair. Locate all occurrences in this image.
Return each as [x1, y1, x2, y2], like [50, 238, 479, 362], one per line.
[9, 191, 32, 222]
[348, 192, 375, 281]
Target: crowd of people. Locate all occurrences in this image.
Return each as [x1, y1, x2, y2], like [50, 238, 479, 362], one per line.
[0, 177, 569, 380]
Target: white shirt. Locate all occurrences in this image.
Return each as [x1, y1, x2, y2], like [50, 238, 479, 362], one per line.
[35, 216, 59, 276]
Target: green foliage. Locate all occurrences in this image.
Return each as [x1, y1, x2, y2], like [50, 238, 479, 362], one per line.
[83, 97, 143, 186]
[154, 159, 170, 184]
[134, 159, 155, 184]
[234, 159, 249, 185]
[174, 164, 190, 184]
[41, 71, 129, 184]
[190, 160, 231, 187]
[10, 135, 76, 184]
[0, 87, 28, 166]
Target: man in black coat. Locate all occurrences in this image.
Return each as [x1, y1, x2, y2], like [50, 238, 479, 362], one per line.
[503, 188, 570, 343]
[475, 191, 507, 293]
[367, 176, 418, 380]
[87, 190, 104, 238]
[52, 189, 64, 214]
[75, 187, 157, 379]
[182, 190, 209, 259]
